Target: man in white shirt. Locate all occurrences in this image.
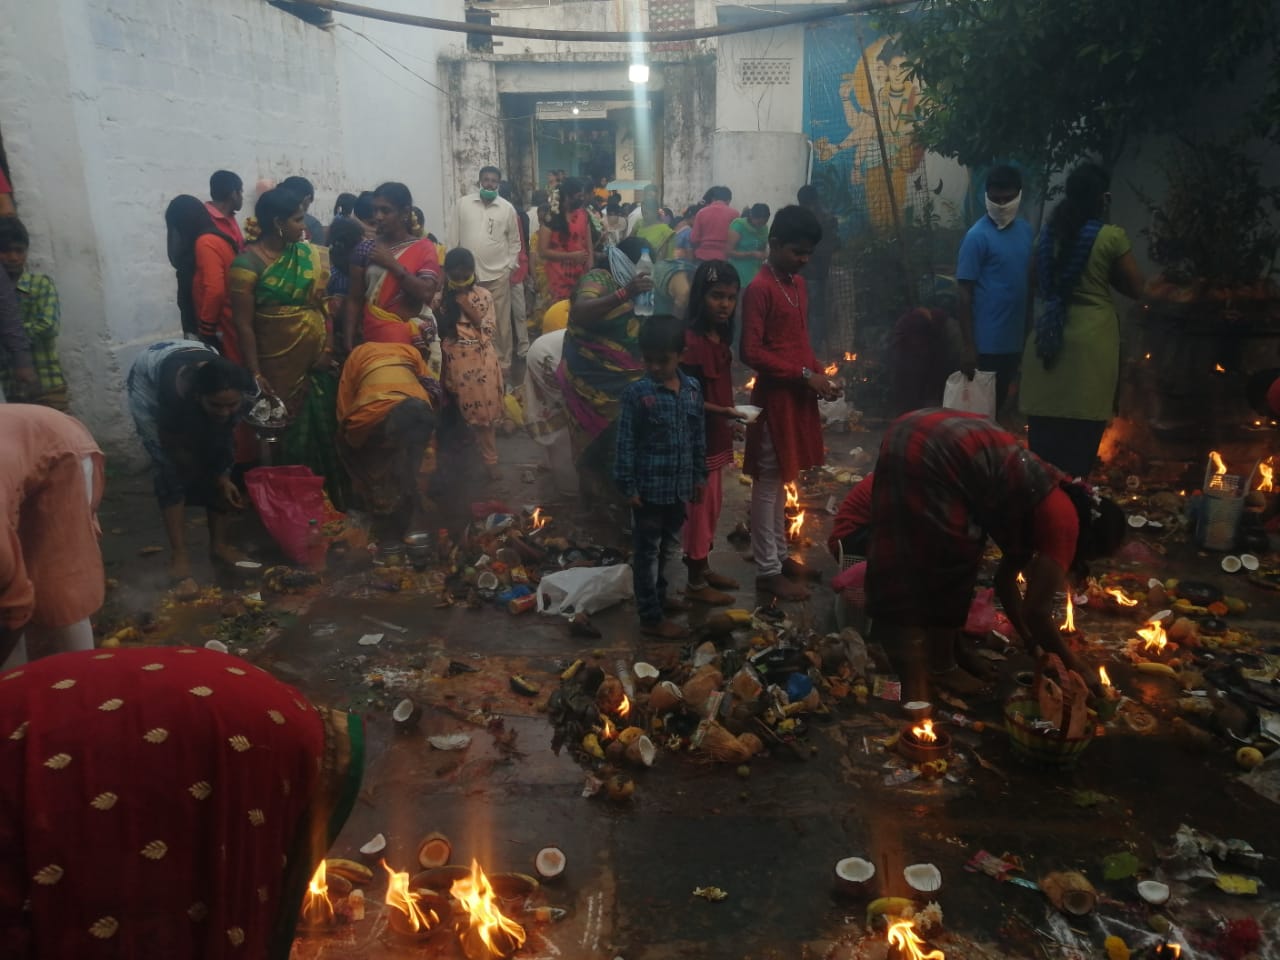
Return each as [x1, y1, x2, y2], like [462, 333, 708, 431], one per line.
[447, 165, 523, 371]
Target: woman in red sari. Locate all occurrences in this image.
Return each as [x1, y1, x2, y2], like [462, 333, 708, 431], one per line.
[538, 178, 596, 302]
[342, 182, 441, 352]
[0, 646, 363, 959]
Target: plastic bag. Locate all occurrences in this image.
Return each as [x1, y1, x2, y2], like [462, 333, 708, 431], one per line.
[963, 587, 998, 635]
[536, 564, 634, 616]
[942, 370, 997, 419]
[245, 466, 329, 565]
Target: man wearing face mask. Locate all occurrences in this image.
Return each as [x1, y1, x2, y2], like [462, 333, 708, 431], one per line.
[447, 165, 523, 375]
[955, 165, 1034, 415]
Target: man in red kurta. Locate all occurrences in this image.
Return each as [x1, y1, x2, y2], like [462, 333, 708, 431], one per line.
[740, 205, 841, 600]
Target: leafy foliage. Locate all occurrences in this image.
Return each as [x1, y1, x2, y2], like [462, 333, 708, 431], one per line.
[887, 0, 1279, 177]
[1137, 140, 1280, 286]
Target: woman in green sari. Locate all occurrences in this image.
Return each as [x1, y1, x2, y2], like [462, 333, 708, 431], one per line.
[632, 195, 675, 262]
[231, 187, 348, 506]
[726, 203, 770, 288]
[559, 237, 654, 504]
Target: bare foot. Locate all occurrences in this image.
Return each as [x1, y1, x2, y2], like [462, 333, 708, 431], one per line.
[168, 553, 192, 581]
[756, 573, 810, 600]
[211, 544, 248, 566]
[641, 619, 690, 640]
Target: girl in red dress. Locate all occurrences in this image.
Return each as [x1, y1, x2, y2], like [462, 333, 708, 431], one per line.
[539, 178, 596, 302]
[680, 261, 743, 605]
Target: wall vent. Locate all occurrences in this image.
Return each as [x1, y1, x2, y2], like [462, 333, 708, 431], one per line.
[738, 58, 792, 86]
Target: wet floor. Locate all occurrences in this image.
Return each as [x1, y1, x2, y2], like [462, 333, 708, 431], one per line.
[93, 433, 1280, 960]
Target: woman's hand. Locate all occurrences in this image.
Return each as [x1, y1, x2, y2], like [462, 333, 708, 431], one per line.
[573, 249, 591, 265]
[805, 372, 841, 400]
[625, 274, 654, 299]
[217, 476, 245, 510]
[312, 350, 339, 373]
[369, 242, 400, 271]
[253, 372, 276, 398]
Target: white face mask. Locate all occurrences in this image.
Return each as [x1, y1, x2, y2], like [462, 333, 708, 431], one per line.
[986, 191, 1022, 229]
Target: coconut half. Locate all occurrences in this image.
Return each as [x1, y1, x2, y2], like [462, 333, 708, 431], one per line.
[1241, 554, 1260, 572]
[835, 857, 875, 884]
[649, 680, 684, 713]
[626, 734, 657, 768]
[1137, 880, 1170, 905]
[393, 699, 420, 732]
[535, 846, 566, 880]
[1222, 555, 1243, 573]
[203, 639, 229, 654]
[417, 832, 452, 869]
[359, 833, 387, 857]
[633, 662, 661, 689]
[904, 863, 943, 893]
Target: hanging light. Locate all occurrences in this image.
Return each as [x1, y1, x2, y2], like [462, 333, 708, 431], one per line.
[628, 63, 650, 84]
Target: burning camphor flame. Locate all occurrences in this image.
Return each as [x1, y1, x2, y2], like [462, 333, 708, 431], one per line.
[1106, 588, 1138, 607]
[617, 693, 631, 718]
[911, 718, 938, 743]
[383, 861, 439, 933]
[601, 715, 617, 740]
[451, 859, 527, 958]
[1209, 450, 1228, 477]
[844, 352, 858, 362]
[1259, 458, 1274, 493]
[529, 507, 548, 531]
[1060, 594, 1076, 633]
[1215, 363, 1226, 373]
[301, 859, 335, 926]
[824, 361, 840, 377]
[784, 483, 805, 538]
[887, 918, 945, 960]
[744, 375, 756, 391]
[1138, 620, 1168, 653]
[1099, 666, 1112, 688]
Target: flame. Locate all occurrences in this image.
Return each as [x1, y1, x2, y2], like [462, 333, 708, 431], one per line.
[1138, 620, 1168, 653]
[1209, 450, 1228, 476]
[824, 361, 840, 377]
[529, 507, 548, 531]
[1099, 665, 1112, 688]
[451, 859, 526, 958]
[887, 919, 945, 960]
[1016, 572, 1026, 587]
[744, 375, 756, 391]
[1060, 594, 1076, 633]
[911, 718, 937, 743]
[617, 693, 631, 718]
[301, 859, 335, 926]
[601, 715, 617, 740]
[1215, 363, 1226, 373]
[785, 483, 805, 539]
[1259, 458, 1274, 493]
[843, 352, 858, 361]
[383, 861, 439, 933]
[1106, 588, 1138, 607]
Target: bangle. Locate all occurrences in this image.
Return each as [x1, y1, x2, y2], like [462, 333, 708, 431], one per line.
[616, 288, 629, 303]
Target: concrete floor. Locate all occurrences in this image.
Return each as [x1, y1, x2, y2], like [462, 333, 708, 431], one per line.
[94, 427, 1280, 960]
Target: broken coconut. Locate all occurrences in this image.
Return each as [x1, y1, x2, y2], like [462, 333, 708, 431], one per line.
[834, 857, 876, 895]
[904, 863, 943, 894]
[535, 846, 566, 881]
[682, 666, 724, 714]
[625, 734, 657, 768]
[633, 662, 660, 690]
[359, 833, 387, 859]
[392, 698, 420, 732]
[417, 832, 452, 869]
[1137, 880, 1170, 905]
[596, 676, 626, 714]
[649, 680, 684, 713]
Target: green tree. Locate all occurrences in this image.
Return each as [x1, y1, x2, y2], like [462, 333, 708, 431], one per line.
[887, 0, 1279, 178]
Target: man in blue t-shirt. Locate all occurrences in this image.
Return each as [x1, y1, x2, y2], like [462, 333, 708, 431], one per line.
[955, 165, 1034, 414]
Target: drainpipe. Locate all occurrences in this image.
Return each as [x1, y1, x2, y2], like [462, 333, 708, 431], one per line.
[805, 137, 815, 186]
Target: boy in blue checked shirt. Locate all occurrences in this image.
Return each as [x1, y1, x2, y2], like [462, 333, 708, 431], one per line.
[615, 314, 706, 639]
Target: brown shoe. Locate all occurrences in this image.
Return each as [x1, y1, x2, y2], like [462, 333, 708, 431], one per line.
[704, 569, 740, 590]
[756, 573, 810, 600]
[781, 557, 821, 582]
[641, 619, 691, 639]
[663, 596, 692, 614]
[685, 584, 734, 606]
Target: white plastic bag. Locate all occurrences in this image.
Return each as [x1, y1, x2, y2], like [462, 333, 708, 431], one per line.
[942, 370, 997, 419]
[536, 564, 634, 616]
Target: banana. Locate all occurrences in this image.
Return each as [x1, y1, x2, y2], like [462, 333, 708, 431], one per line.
[1137, 662, 1178, 678]
[866, 896, 914, 925]
[326, 858, 374, 885]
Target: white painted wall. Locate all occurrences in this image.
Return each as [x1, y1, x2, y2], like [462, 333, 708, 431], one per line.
[715, 26, 805, 135]
[0, 0, 463, 453]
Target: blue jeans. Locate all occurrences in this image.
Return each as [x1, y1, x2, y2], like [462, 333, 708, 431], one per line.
[631, 501, 687, 624]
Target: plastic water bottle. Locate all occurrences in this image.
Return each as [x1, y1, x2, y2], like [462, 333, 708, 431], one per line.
[633, 246, 654, 316]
